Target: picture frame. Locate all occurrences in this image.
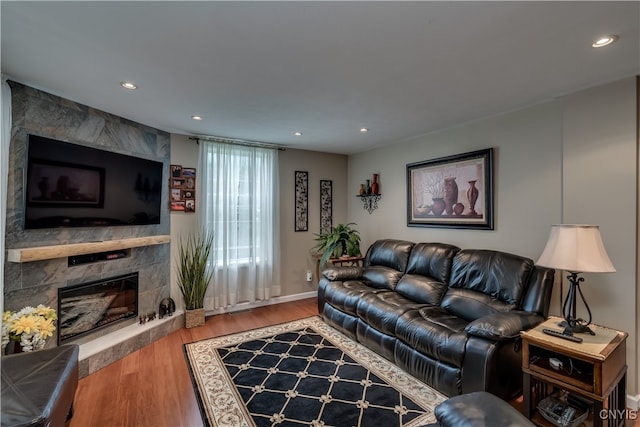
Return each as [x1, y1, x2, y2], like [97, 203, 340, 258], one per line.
[170, 164, 183, 178]
[320, 180, 332, 234]
[294, 170, 308, 232]
[169, 164, 197, 212]
[171, 178, 186, 188]
[26, 159, 105, 208]
[407, 148, 493, 229]
[182, 168, 196, 178]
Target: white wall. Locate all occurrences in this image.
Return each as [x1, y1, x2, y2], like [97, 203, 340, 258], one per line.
[562, 78, 638, 398]
[169, 134, 200, 311]
[348, 77, 638, 396]
[278, 148, 349, 294]
[349, 101, 563, 258]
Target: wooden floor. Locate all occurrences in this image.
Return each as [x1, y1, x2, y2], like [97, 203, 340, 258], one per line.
[70, 298, 319, 427]
[70, 297, 639, 427]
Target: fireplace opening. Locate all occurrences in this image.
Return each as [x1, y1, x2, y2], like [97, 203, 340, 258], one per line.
[58, 272, 138, 344]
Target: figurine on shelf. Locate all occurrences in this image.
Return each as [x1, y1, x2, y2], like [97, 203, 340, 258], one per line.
[359, 183, 366, 196]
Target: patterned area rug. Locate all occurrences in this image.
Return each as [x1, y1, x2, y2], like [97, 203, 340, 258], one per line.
[184, 316, 446, 427]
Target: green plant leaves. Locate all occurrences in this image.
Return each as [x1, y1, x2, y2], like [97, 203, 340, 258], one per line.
[312, 223, 361, 267]
[176, 230, 215, 310]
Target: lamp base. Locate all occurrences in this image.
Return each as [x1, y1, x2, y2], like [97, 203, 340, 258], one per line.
[557, 320, 596, 336]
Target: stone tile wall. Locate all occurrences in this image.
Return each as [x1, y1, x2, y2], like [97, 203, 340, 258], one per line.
[4, 81, 172, 347]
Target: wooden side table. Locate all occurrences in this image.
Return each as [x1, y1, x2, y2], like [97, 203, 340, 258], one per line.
[521, 316, 628, 427]
[315, 256, 364, 283]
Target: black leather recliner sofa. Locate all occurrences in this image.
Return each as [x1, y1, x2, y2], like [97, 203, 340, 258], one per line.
[318, 239, 554, 400]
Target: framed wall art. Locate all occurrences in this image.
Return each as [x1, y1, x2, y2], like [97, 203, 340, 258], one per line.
[169, 164, 196, 213]
[407, 148, 493, 229]
[294, 171, 308, 231]
[320, 179, 332, 234]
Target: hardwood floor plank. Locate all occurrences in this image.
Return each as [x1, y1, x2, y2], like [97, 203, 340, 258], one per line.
[69, 297, 319, 427]
[69, 297, 638, 427]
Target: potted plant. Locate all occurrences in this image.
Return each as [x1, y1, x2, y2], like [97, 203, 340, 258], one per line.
[176, 230, 214, 328]
[313, 223, 361, 267]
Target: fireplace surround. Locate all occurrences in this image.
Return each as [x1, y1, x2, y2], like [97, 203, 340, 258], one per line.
[4, 82, 176, 377]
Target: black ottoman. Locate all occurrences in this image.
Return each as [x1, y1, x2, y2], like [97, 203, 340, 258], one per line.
[427, 391, 534, 427]
[1, 344, 79, 427]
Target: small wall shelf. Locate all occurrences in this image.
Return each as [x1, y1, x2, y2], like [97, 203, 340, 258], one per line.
[357, 194, 382, 214]
[7, 235, 171, 263]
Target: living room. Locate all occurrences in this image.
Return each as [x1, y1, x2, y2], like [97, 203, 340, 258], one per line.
[2, 2, 639, 426]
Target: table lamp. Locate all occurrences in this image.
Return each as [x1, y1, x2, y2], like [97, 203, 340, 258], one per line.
[536, 224, 615, 336]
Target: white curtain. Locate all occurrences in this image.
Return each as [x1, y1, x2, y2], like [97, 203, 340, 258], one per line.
[1, 78, 12, 312]
[198, 140, 280, 309]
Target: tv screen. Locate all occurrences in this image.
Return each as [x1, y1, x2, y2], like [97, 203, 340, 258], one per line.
[25, 134, 163, 229]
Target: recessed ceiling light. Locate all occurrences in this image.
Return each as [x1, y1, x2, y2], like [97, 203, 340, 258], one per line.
[592, 35, 619, 48]
[191, 115, 203, 121]
[360, 128, 369, 133]
[120, 81, 138, 90]
[294, 132, 303, 136]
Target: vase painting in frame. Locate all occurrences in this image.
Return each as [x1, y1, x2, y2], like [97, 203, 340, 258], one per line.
[407, 148, 494, 229]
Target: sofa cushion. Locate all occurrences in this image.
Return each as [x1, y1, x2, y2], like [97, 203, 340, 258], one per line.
[441, 288, 515, 323]
[393, 243, 460, 304]
[406, 243, 461, 283]
[395, 307, 469, 368]
[465, 311, 544, 341]
[395, 274, 448, 305]
[321, 280, 381, 315]
[356, 291, 428, 335]
[442, 250, 534, 321]
[363, 266, 405, 290]
[365, 239, 414, 272]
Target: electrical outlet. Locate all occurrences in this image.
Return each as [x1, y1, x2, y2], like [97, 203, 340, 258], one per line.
[306, 271, 313, 282]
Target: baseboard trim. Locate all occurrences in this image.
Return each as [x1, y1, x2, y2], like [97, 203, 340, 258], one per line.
[628, 394, 640, 410]
[205, 291, 318, 316]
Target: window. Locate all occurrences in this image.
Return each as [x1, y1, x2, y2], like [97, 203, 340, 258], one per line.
[199, 140, 280, 308]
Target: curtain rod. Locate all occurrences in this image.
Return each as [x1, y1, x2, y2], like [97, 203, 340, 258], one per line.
[189, 135, 287, 151]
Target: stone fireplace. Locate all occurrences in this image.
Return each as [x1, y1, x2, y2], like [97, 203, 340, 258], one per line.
[4, 82, 181, 376]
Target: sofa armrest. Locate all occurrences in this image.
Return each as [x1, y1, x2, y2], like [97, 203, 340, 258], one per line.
[430, 391, 534, 427]
[465, 311, 544, 341]
[322, 266, 364, 281]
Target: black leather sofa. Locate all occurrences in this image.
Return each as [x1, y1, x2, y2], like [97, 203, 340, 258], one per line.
[427, 391, 534, 426]
[1, 344, 79, 427]
[318, 239, 554, 400]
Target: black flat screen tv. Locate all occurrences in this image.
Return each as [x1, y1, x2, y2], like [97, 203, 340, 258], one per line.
[24, 134, 164, 229]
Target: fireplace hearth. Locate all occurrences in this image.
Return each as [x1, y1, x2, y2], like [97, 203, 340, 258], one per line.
[58, 273, 138, 344]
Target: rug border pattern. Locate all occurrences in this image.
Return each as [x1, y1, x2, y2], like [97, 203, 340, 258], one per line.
[184, 316, 446, 427]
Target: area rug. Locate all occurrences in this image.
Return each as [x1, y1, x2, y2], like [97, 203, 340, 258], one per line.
[184, 316, 446, 427]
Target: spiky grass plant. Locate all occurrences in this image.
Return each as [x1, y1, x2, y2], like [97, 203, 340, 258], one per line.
[176, 230, 215, 310]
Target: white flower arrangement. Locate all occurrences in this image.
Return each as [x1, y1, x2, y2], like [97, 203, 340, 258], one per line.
[2, 305, 57, 353]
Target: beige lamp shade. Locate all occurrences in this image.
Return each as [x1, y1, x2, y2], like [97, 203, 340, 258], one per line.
[536, 224, 615, 273]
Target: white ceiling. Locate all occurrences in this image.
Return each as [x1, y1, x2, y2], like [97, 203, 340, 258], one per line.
[2, 1, 639, 155]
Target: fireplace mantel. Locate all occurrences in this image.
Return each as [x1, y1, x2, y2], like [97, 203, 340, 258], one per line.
[7, 235, 171, 263]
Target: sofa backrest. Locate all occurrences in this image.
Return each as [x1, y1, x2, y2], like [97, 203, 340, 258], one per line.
[395, 243, 461, 304]
[441, 249, 534, 322]
[521, 265, 555, 317]
[363, 239, 414, 289]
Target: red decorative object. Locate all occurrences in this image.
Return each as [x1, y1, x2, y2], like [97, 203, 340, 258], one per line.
[371, 174, 380, 195]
